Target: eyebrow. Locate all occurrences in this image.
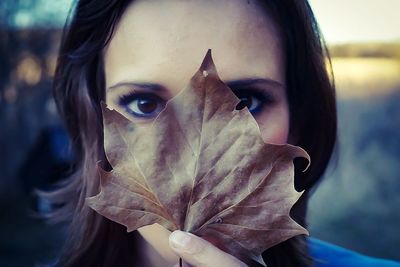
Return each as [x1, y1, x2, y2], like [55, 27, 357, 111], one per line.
[107, 82, 167, 91]
[225, 78, 284, 89]
[107, 78, 284, 91]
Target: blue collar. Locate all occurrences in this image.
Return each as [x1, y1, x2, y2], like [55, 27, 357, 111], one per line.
[309, 238, 400, 267]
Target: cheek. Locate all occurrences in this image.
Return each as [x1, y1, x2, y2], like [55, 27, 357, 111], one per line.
[256, 104, 290, 145]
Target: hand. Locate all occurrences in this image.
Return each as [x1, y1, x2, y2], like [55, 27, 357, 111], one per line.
[169, 230, 248, 267]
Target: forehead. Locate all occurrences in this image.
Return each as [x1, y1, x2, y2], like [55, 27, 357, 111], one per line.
[104, 0, 284, 88]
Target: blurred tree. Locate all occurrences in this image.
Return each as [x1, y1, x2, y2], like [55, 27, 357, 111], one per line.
[0, 0, 73, 29]
[0, 0, 71, 196]
[0, 2, 73, 266]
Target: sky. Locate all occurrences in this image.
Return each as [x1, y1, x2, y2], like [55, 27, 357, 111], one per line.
[308, 0, 400, 44]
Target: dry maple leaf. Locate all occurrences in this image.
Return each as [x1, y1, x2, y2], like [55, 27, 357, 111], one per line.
[86, 49, 310, 266]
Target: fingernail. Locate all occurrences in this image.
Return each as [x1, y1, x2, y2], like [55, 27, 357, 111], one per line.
[169, 230, 199, 254]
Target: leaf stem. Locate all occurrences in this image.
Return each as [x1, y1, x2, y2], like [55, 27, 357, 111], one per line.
[179, 257, 183, 267]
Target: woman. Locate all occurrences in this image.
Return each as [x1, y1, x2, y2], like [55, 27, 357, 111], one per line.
[49, 0, 398, 266]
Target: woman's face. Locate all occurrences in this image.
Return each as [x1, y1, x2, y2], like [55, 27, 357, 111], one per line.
[104, 0, 289, 263]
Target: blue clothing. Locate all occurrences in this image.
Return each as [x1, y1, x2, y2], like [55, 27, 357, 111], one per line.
[309, 238, 400, 267]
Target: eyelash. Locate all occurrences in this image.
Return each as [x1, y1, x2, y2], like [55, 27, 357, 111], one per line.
[233, 88, 275, 114]
[118, 92, 166, 118]
[117, 88, 275, 119]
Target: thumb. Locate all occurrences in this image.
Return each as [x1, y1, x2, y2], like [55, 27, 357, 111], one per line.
[169, 230, 247, 267]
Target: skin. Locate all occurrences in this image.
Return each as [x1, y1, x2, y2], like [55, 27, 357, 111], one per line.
[104, 0, 288, 266]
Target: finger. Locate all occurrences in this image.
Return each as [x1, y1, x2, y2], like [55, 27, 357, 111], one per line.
[169, 230, 248, 267]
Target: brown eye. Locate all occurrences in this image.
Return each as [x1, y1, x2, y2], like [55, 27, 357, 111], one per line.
[136, 98, 158, 113]
[119, 93, 166, 118]
[234, 91, 264, 114]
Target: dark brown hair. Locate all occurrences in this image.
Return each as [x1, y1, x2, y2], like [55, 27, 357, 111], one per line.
[50, 0, 336, 266]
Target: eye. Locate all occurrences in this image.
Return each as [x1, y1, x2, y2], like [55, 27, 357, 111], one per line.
[234, 89, 274, 114]
[118, 92, 166, 118]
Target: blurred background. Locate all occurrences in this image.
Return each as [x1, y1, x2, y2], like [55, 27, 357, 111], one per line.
[0, 0, 399, 266]
[308, 0, 400, 261]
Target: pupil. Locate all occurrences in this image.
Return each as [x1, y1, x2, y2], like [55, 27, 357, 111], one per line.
[236, 96, 252, 110]
[138, 99, 157, 113]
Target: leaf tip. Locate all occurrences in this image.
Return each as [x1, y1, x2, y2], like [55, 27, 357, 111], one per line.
[100, 101, 117, 120]
[252, 254, 267, 267]
[100, 100, 108, 110]
[288, 145, 311, 173]
[291, 218, 310, 237]
[199, 49, 217, 76]
[101, 101, 135, 132]
[298, 147, 311, 173]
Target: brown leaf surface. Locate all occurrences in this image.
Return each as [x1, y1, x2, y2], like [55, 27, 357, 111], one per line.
[86, 49, 310, 265]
